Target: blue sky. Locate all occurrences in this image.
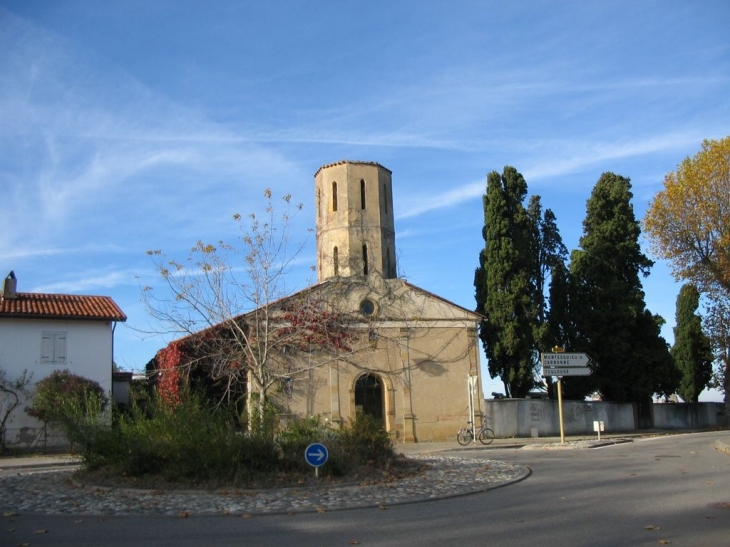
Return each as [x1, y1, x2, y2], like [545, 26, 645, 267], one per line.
[1, 1, 728, 401]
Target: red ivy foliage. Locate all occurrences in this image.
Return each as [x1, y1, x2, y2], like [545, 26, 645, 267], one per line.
[279, 303, 352, 352]
[152, 300, 351, 404]
[156, 340, 184, 407]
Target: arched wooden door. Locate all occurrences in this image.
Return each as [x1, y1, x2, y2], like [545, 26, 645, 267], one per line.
[354, 373, 384, 421]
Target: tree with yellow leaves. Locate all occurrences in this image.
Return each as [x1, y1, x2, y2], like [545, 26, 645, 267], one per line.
[644, 137, 730, 296]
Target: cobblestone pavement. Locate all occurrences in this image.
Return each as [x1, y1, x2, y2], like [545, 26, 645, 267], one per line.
[0, 456, 529, 517]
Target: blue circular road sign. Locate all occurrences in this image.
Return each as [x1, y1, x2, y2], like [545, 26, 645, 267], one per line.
[304, 442, 328, 468]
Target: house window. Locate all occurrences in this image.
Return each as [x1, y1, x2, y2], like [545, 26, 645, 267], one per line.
[41, 332, 67, 364]
[333, 246, 339, 276]
[360, 179, 366, 210]
[332, 181, 338, 212]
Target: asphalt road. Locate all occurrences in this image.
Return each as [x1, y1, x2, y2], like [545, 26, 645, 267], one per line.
[3, 431, 729, 546]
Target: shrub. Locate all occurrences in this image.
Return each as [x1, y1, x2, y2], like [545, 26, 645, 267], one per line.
[277, 416, 344, 473]
[338, 411, 394, 468]
[70, 387, 395, 485]
[78, 393, 280, 483]
[26, 369, 108, 425]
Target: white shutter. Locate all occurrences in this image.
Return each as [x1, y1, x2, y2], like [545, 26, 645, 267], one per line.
[41, 333, 54, 363]
[40, 332, 68, 364]
[54, 333, 67, 363]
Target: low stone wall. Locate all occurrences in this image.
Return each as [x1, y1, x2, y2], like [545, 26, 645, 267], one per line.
[485, 399, 634, 438]
[485, 399, 724, 438]
[653, 402, 724, 429]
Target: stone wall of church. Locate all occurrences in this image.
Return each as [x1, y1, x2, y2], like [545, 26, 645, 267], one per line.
[277, 322, 483, 443]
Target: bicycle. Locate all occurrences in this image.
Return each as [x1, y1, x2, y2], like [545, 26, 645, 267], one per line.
[457, 421, 495, 445]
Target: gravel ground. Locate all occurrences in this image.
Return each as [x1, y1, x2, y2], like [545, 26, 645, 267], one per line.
[0, 456, 529, 516]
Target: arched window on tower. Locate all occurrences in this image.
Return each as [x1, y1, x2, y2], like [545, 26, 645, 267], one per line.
[332, 181, 338, 212]
[360, 179, 366, 210]
[362, 244, 369, 276]
[333, 246, 339, 276]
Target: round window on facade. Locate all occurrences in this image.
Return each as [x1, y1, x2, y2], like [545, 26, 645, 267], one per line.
[359, 299, 376, 316]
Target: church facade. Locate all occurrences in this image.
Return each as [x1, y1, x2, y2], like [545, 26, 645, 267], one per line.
[152, 160, 485, 442]
[275, 161, 484, 442]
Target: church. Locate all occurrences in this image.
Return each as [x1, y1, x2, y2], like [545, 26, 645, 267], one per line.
[280, 160, 484, 442]
[154, 160, 485, 442]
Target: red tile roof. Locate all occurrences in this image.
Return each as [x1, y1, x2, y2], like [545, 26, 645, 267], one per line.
[0, 293, 127, 322]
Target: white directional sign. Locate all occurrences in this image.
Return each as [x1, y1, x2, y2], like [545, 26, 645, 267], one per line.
[541, 352, 591, 368]
[542, 367, 592, 377]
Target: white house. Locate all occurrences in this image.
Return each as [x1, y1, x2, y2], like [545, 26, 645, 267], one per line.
[0, 271, 126, 449]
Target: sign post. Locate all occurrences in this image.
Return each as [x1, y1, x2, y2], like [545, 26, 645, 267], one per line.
[557, 377, 565, 444]
[593, 420, 605, 441]
[304, 442, 329, 478]
[541, 351, 593, 444]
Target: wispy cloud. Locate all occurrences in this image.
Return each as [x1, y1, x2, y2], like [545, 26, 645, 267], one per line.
[397, 181, 484, 219]
[0, 11, 311, 257]
[394, 131, 707, 219]
[32, 269, 139, 294]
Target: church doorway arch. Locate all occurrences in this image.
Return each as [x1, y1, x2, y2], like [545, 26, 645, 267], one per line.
[354, 373, 384, 421]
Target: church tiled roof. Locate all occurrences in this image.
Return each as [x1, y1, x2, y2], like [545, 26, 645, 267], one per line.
[314, 160, 391, 177]
[0, 292, 127, 322]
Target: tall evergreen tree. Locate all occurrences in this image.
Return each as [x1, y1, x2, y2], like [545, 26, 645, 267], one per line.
[543, 261, 574, 399]
[527, 196, 568, 350]
[526, 196, 568, 398]
[568, 172, 675, 402]
[672, 284, 713, 402]
[474, 167, 537, 398]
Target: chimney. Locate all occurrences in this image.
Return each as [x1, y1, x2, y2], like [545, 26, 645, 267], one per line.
[2, 271, 17, 300]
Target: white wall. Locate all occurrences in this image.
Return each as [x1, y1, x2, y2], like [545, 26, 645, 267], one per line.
[485, 399, 725, 437]
[0, 318, 114, 447]
[486, 399, 636, 437]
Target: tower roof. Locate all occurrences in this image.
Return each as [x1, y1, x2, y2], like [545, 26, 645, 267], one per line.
[314, 160, 392, 178]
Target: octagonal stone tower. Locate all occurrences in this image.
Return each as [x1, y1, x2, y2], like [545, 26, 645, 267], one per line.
[314, 161, 397, 282]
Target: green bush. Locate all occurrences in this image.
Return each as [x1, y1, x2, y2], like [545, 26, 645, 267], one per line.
[26, 369, 108, 425]
[25, 370, 109, 450]
[80, 394, 280, 483]
[72, 390, 395, 485]
[277, 416, 345, 473]
[278, 412, 394, 476]
[339, 411, 394, 467]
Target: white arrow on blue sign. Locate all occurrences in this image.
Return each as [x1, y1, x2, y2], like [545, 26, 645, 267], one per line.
[304, 442, 329, 468]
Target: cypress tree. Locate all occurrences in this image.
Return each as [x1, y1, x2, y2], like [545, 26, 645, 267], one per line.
[672, 284, 713, 402]
[475, 167, 537, 398]
[568, 172, 674, 402]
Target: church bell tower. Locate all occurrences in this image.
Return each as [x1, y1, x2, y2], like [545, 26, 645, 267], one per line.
[314, 161, 397, 283]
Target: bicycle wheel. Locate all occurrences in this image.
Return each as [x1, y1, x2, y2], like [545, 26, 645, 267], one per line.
[456, 428, 473, 446]
[478, 427, 495, 445]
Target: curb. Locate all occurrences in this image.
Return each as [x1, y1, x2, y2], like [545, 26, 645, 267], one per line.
[0, 459, 80, 471]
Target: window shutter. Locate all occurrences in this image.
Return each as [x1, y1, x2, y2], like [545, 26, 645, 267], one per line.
[55, 333, 67, 362]
[41, 333, 54, 362]
[41, 332, 67, 363]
